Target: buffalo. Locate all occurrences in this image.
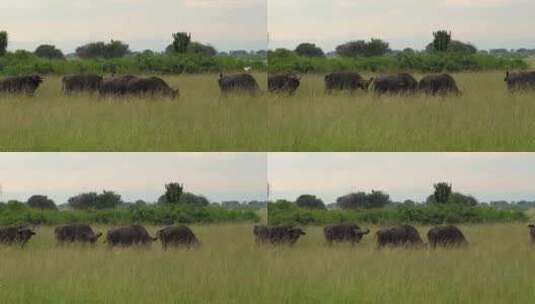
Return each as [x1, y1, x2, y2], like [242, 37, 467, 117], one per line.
[99, 75, 139, 96]
[505, 71, 535, 91]
[156, 225, 199, 250]
[376, 225, 424, 248]
[324, 72, 371, 93]
[106, 225, 157, 247]
[427, 225, 467, 248]
[268, 74, 301, 95]
[323, 223, 370, 245]
[529, 224, 535, 244]
[0, 225, 36, 247]
[218, 73, 259, 95]
[62, 74, 103, 94]
[0, 75, 43, 95]
[418, 74, 460, 96]
[54, 224, 103, 244]
[126, 77, 179, 98]
[371, 73, 418, 95]
[253, 224, 305, 245]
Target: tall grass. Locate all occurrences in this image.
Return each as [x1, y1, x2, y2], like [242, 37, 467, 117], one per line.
[268, 72, 535, 151]
[0, 73, 268, 151]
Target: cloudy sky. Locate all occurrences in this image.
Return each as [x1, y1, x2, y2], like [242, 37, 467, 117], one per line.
[269, 0, 535, 51]
[268, 153, 535, 204]
[0, 153, 267, 204]
[1, 0, 267, 53]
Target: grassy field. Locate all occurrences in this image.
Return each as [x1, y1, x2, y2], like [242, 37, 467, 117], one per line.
[0, 224, 275, 304]
[268, 71, 535, 151]
[264, 223, 535, 303]
[0, 74, 268, 151]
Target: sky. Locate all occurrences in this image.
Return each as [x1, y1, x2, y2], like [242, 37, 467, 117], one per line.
[0, 0, 267, 53]
[268, 153, 535, 204]
[268, 0, 535, 51]
[0, 153, 267, 204]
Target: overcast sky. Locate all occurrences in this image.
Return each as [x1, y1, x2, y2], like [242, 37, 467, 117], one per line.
[268, 153, 535, 204]
[1, 0, 267, 53]
[0, 153, 267, 204]
[269, 0, 535, 51]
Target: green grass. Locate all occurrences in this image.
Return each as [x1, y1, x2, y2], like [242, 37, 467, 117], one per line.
[0, 74, 268, 151]
[0, 224, 274, 304]
[264, 223, 535, 303]
[268, 71, 535, 151]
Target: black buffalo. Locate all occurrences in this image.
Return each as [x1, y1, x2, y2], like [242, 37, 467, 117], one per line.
[125, 77, 179, 98]
[156, 225, 199, 249]
[376, 225, 424, 248]
[0, 225, 36, 247]
[218, 73, 259, 95]
[418, 74, 460, 96]
[54, 224, 103, 244]
[427, 225, 467, 248]
[106, 225, 157, 247]
[62, 74, 103, 94]
[372, 73, 418, 95]
[268, 74, 301, 95]
[529, 224, 535, 244]
[323, 223, 370, 245]
[99, 75, 139, 96]
[0, 75, 43, 95]
[324, 72, 371, 93]
[253, 224, 305, 245]
[505, 71, 535, 91]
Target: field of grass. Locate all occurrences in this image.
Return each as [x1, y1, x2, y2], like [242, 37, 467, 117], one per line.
[0, 73, 268, 151]
[264, 223, 535, 303]
[0, 224, 275, 303]
[268, 71, 535, 151]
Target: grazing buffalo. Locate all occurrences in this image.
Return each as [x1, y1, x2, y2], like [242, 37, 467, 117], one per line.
[324, 72, 371, 93]
[323, 223, 370, 245]
[505, 71, 535, 91]
[62, 74, 103, 94]
[418, 74, 460, 96]
[372, 73, 418, 95]
[376, 225, 424, 248]
[126, 77, 179, 98]
[99, 75, 139, 96]
[0, 75, 43, 95]
[0, 225, 36, 247]
[218, 73, 259, 95]
[106, 225, 157, 247]
[156, 225, 199, 249]
[268, 74, 301, 95]
[54, 224, 102, 244]
[253, 224, 305, 245]
[427, 225, 467, 248]
[529, 224, 535, 244]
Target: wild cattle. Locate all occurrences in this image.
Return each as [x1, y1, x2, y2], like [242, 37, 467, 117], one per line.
[253, 224, 305, 245]
[418, 74, 460, 96]
[324, 71, 371, 93]
[371, 73, 418, 95]
[218, 73, 259, 95]
[268, 74, 301, 95]
[427, 225, 467, 248]
[505, 71, 535, 91]
[62, 74, 103, 94]
[99, 75, 139, 96]
[324, 223, 370, 245]
[156, 225, 199, 249]
[529, 224, 535, 244]
[0, 75, 43, 95]
[376, 225, 424, 248]
[0, 225, 36, 247]
[126, 77, 179, 98]
[106, 225, 157, 247]
[54, 224, 102, 244]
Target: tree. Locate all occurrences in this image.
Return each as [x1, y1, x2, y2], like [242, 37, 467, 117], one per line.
[164, 183, 184, 205]
[295, 194, 326, 209]
[294, 43, 325, 57]
[0, 31, 7, 56]
[34, 44, 65, 59]
[433, 182, 452, 204]
[95, 191, 123, 209]
[367, 190, 391, 208]
[27, 195, 56, 209]
[106, 40, 130, 58]
[432, 30, 451, 52]
[336, 190, 391, 209]
[335, 39, 390, 57]
[68, 192, 98, 209]
[366, 39, 390, 56]
[187, 42, 217, 56]
[180, 192, 209, 207]
[171, 32, 191, 53]
[222, 201, 241, 209]
[75, 40, 130, 59]
[448, 192, 478, 207]
[448, 40, 477, 54]
[403, 199, 416, 207]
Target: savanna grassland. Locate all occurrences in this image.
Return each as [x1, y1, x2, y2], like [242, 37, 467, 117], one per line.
[264, 223, 535, 304]
[0, 73, 268, 151]
[268, 71, 535, 151]
[0, 223, 276, 304]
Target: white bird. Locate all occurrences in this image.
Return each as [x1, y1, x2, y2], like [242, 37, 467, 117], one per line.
[243, 66, 252, 72]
